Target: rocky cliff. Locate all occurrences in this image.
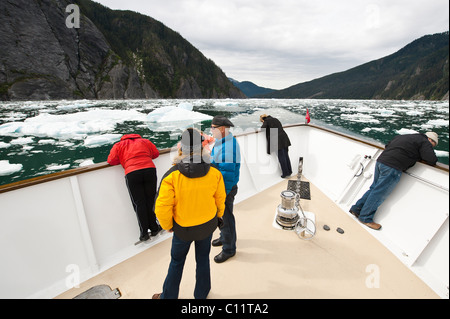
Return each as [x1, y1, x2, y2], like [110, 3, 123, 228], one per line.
[0, 0, 245, 100]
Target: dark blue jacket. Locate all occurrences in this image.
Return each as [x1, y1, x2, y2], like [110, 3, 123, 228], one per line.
[211, 133, 241, 194]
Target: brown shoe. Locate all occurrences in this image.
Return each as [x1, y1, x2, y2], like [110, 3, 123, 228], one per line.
[362, 222, 382, 230]
[152, 293, 161, 299]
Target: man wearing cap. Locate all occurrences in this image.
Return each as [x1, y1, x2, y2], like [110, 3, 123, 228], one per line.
[350, 132, 439, 230]
[210, 115, 241, 263]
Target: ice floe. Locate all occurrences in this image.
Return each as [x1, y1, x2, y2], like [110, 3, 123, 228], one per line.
[0, 160, 23, 176]
[361, 127, 386, 133]
[340, 113, 380, 124]
[84, 134, 122, 148]
[0, 142, 11, 149]
[0, 109, 147, 140]
[10, 137, 34, 145]
[396, 128, 419, 135]
[425, 119, 448, 127]
[46, 164, 71, 171]
[146, 103, 212, 132]
[78, 159, 95, 167]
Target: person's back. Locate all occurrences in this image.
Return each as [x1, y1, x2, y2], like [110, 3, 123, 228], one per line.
[260, 114, 292, 178]
[260, 115, 291, 152]
[377, 133, 438, 171]
[153, 128, 226, 299]
[350, 131, 439, 230]
[107, 133, 160, 241]
[156, 157, 226, 237]
[107, 134, 159, 175]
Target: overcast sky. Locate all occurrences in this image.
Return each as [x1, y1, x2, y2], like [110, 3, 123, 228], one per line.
[93, 0, 449, 89]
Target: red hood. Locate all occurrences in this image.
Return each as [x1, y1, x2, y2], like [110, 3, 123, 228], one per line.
[121, 134, 142, 141]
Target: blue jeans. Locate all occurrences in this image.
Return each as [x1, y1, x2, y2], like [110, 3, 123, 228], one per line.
[161, 233, 213, 299]
[351, 162, 402, 223]
[219, 185, 238, 255]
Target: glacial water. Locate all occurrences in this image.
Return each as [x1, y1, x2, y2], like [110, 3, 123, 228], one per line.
[0, 99, 448, 186]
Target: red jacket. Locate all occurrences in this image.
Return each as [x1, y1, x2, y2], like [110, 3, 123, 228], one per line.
[107, 134, 159, 175]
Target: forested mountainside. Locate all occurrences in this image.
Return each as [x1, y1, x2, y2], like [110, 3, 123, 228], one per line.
[261, 32, 449, 100]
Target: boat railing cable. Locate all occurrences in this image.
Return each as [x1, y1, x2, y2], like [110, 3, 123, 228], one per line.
[404, 171, 449, 192]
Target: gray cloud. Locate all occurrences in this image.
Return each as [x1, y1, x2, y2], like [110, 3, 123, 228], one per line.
[94, 0, 449, 89]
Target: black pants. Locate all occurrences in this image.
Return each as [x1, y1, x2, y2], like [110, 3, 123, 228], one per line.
[278, 147, 292, 177]
[125, 167, 158, 238]
[218, 185, 238, 255]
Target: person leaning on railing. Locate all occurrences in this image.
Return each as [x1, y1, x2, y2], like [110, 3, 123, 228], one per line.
[349, 131, 439, 230]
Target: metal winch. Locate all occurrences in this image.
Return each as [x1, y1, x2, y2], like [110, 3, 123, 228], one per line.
[275, 157, 316, 240]
[276, 190, 299, 229]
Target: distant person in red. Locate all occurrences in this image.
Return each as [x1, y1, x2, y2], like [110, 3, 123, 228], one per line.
[108, 134, 161, 241]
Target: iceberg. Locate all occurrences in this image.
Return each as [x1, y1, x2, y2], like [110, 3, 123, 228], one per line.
[396, 128, 418, 135]
[435, 150, 449, 158]
[146, 103, 212, 132]
[0, 160, 23, 176]
[340, 113, 380, 124]
[10, 137, 34, 145]
[426, 119, 448, 127]
[84, 134, 122, 148]
[78, 159, 95, 167]
[0, 142, 11, 149]
[213, 100, 239, 107]
[0, 109, 147, 140]
[46, 164, 71, 171]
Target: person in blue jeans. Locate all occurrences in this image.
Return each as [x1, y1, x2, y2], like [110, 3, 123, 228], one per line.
[210, 116, 241, 263]
[350, 132, 438, 230]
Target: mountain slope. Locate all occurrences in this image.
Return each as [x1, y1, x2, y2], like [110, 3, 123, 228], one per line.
[0, 0, 245, 100]
[229, 78, 275, 98]
[262, 32, 449, 100]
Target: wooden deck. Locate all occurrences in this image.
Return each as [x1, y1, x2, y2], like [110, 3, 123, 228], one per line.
[56, 177, 439, 299]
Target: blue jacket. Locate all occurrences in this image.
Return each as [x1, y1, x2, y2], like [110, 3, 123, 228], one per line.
[211, 133, 241, 194]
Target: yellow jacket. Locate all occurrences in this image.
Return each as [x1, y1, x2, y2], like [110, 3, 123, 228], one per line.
[155, 160, 226, 232]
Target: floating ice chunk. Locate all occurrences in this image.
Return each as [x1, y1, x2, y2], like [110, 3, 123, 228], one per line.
[79, 159, 95, 167]
[213, 100, 239, 107]
[211, 100, 240, 111]
[159, 108, 211, 123]
[435, 150, 449, 158]
[10, 137, 34, 145]
[46, 164, 70, 171]
[84, 134, 122, 148]
[0, 122, 24, 135]
[376, 108, 396, 116]
[405, 110, 424, 116]
[38, 139, 56, 145]
[0, 160, 23, 176]
[56, 100, 95, 110]
[0, 142, 11, 149]
[340, 113, 380, 124]
[146, 104, 212, 132]
[0, 109, 147, 139]
[146, 105, 176, 122]
[178, 102, 193, 111]
[425, 119, 448, 127]
[396, 128, 418, 135]
[361, 127, 386, 133]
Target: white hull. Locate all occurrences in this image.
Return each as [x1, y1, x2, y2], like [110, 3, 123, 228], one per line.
[0, 124, 448, 298]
